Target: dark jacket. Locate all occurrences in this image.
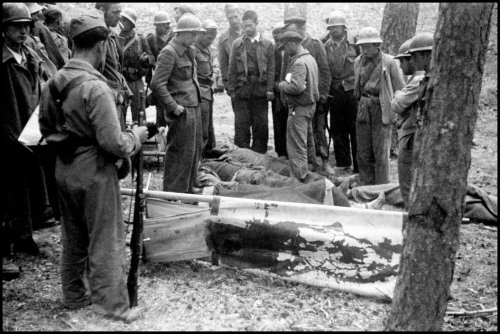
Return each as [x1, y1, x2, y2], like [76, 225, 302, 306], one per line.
[217, 28, 241, 89]
[227, 34, 275, 95]
[324, 30, 360, 91]
[151, 37, 202, 115]
[146, 31, 170, 61]
[194, 41, 214, 101]
[120, 30, 153, 81]
[278, 49, 319, 108]
[33, 20, 65, 70]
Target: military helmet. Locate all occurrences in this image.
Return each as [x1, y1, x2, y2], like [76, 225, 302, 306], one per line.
[25, 2, 44, 15]
[409, 32, 434, 53]
[355, 27, 383, 45]
[153, 11, 170, 25]
[325, 10, 348, 28]
[394, 38, 413, 59]
[2, 3, 33, 24]
[174, 4, 195, 15]
[121, 8, 137, 26]
[173, 13, 205, 33]
[201, 19, 217, 31]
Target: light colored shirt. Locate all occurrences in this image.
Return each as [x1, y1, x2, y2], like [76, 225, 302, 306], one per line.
[6, 45, 26, 65]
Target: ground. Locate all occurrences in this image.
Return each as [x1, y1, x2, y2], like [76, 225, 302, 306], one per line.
[2, 2, 497, 331]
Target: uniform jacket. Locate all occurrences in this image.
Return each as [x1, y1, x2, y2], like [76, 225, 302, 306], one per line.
[33, 20, 65, 70]
[391, 71, 426, 139]
[324, 30, 360, 91]
[119, 29, 153, 81]
[227, 33, 275, 94]
[217, 28, 241, 89]
[39, 59, 141, 160]
[278, 49, 319, 108]
[151, 37, 202, 115]
[25, 34, 57, 81]
[281, 33, 331, 98]
[354, 51, 404, 124]
[194, 41, 214, 101]
[146, 31, 170, 61]
[49, 28, 71, 63]
[1, 44, 42, 145]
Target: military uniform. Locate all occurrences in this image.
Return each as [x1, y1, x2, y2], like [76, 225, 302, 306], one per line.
[49, 27, 71, 64]
[33, 20, 66, 69]
[217, 28, 241, 90]
[151, 37, 203, 193]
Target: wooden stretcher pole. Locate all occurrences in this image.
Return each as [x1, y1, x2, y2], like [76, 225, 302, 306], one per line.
[121, 188, 215, 204]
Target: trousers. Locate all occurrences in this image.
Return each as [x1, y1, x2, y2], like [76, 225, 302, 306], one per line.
[287, 104, 316, 182]
[200, 97, 216, 156]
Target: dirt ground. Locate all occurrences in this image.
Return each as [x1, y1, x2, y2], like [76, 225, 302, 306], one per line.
[3, 2, 498, 331]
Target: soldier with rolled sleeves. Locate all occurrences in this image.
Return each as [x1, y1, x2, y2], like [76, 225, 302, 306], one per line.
[353, 27, 404, 185]
[278, 31, 320, 182]
[119, 7, 154, 123]
[218, 4, 242, 92]
[194, 19, 218, 157]
[324, 11, 360, 173]
[282, 16, 333, 175]
[38, 9, 148, 322]
[151, 13, 205, 194]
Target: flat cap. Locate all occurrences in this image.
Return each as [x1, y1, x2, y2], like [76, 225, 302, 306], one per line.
[69, 9, 109, 39]
[280, 30, 303, 44]
[284, 16, 306, 25]
[272, 23, 286, 36]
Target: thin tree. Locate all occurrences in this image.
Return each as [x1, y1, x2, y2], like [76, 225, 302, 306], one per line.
[385, 3, 495, 331]
[380, 3, 420, 56]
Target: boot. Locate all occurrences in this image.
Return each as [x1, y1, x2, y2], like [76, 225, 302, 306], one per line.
[322, 159, 335, 175]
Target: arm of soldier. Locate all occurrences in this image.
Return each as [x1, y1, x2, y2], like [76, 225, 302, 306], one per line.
[389, 59, 405, 93]
[87, 82, 144, 158]
[278, 61, 307, 95]
[317, 42, 332, 102]
[140, 35, 155, 67]
[218, 38, 230, 89]
[266, 43, 276, 100]
[391, 78, 421, 114]
[151, 47, 178, 114]
[38, 81, 58, 138]
[227, 42, 238, 98]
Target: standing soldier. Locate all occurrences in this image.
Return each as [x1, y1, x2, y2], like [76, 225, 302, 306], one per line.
[42, 4, 71, 63]
[278, 31, 319, 182]
[324, 11, 360, 173]
[146, 11, 171, 127]
[218, 4, 242, 92]
[194, 19, 218, 157]
[39, 9, 148, 322]
[391, 38, 423, 209]
[353, 27, 404, 185]
[151, 13, 205, 194]
[282, 16, 333, 174]
[227, 10, 275, 154]
[119, 7, 154, 123]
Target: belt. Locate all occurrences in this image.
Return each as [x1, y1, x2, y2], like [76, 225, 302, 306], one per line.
[198, 77, 213, 86]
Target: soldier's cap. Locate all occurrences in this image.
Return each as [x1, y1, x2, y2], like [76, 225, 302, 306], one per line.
[42, 4, 61, 16]
[174, 4, 195, 15]
[25, 2, 44, 14]
[280, 30, 303, 44]
[201, 19, 217, 31]
[272, 23, 286, 36]
[284, 16, 306, 25]
[69, 9, 110, 40]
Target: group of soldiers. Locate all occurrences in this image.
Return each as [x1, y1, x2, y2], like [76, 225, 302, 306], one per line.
[1, 2, 434, 324]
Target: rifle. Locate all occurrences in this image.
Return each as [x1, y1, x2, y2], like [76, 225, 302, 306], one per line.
[127, 89, 146, 307]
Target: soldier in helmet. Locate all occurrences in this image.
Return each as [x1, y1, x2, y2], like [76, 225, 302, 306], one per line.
[151, 13, 205, 194]
[194, 19, 218, 157]
[42, 4, 71, 63]
[324, 11, 361, 174]
[38, 9, 148, 322]
[282, 16, 333, 175]
[353, 27, 404, 185]
[391, 37, 425, 209]
[119, 7, 154, 123]
[146, 10, 171, 127]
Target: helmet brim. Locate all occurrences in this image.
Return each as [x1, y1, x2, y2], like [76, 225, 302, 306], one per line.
[326, 23, 348, 29]
[173, 27, 206, 33]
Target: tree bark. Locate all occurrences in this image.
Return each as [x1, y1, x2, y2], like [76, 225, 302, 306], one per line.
[284, 3, 307, 21]
[385, 3, 494, 331]
[380, 3, 420, 56]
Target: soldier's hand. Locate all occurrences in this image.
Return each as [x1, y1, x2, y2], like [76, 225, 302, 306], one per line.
[133, 125, 149, 144]
[173, 105, 185, 116]
[266, 90, 275, 101]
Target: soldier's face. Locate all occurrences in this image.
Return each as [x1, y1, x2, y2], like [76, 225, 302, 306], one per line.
[179, 31, 198, 47]
[242, 19, 257, 38]
[360, 43, 379, 58]
[399, 57, 414, 76]
[199, 30, 217, 48]
[155, 23, 170, 35]
[329, 26, 344, 39]
[4, 22, 31, 48]
[104, 4, 122, 28]
[226, 10, 241, 30]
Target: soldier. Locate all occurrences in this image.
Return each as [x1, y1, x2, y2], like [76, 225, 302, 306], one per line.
[119, 7, 154, 123]
[271, 24, 288, 158]
[194, 19, 218, 157]
[391, 37, 424, 209]
[38, 9, 148, 322]
[42, 4, 71, 63]
[282, 16, 333, 174]
[173, 4, 196, 23]
[353, 27, 404, 185]
[151, 13, 205, 194]
[324, 11, 360, 173]
[227, 10, 275, 154]
[218, 4, 242, 92]
[278, 31, 320, 182]
[146, 11, 171, 127]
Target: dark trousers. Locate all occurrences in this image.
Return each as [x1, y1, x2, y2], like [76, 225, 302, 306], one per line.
[126, 79, 145, 123]
[163, 105, 202, 193]
[398, 134, 414, 209]
[271, 94, 288, 157]
[311, 102, 329, 160]
[329, 87, 358, 172]
[200, 97, 216, 156]
[232, 95, 269, 154]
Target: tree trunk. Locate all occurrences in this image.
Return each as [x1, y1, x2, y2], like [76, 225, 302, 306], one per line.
[385, 3, 494, 331]
[284, 3, 307, 21]
[380, 3, 420, 56]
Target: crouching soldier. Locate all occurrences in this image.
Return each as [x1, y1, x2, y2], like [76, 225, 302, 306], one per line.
[39, 10, 148, 323]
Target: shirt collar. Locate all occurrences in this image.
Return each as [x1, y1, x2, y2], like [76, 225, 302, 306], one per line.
[170, 38, 188, 56]
[244, 32, 261, 43]
[5, 45, 26, 65]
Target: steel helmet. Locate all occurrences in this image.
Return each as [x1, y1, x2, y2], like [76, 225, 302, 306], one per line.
[153, 10, 170, 25]
[121, 8, 137, 26]
[409, 32, 434, 53]
[25, 2, 44, 14]
[356, 27, 383, 45]
[201, 19, 217, 31]
[2, 3, 33, 24]
[325, 10, 348, 28]
[394, 38, 413, 59]
[173, 13, 205, 33]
